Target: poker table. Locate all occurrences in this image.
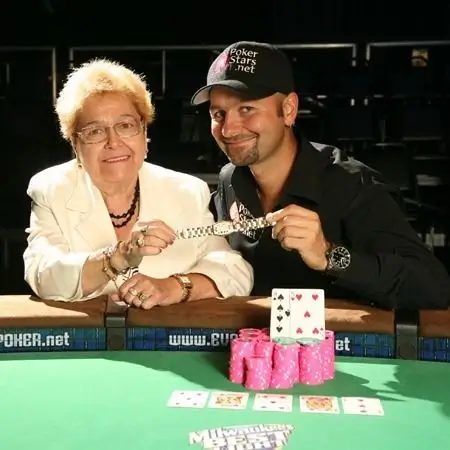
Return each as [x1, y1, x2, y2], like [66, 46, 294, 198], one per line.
[1, 350, 450, 449]
[1, 295, 450, 449]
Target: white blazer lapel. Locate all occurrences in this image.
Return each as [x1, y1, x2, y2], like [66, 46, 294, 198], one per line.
[66, 168, 117, 250]
[138, 163, 177, 225]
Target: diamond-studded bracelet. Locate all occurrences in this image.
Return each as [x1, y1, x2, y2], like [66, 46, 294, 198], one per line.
[175, 216, 274, 239]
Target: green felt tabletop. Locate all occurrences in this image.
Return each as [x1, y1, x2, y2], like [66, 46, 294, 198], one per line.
[1, 351, 450, 449]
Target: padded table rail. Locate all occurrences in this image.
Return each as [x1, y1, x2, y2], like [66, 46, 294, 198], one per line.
[0, 295, 449, 361]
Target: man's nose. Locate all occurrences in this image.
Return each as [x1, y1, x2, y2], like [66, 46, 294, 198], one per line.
[221, 115, 242, 139]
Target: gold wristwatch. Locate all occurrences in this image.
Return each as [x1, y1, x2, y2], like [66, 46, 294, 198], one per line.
[171, 273, 193, 302]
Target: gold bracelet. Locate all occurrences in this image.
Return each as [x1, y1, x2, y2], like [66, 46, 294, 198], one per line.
[102, 251, 118, 281]
[101, 255, 120, 294]
[104, 241, 130, 275]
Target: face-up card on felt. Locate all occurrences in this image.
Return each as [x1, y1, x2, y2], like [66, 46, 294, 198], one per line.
[208, 391, 249, 409]
[253, 394, 293, 412]
[270, 288, 291, 340]
[299, 395, 340, 414]
[289, 289, 325, 343]
[167, 390, 209, 408]
[341, 397, 384, 416]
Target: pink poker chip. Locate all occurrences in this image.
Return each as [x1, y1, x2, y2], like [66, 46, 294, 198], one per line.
[228, 328, 336, 389]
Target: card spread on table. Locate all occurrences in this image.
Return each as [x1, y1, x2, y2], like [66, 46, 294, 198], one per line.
[208, 391, 249, 409]
[299, 395, 340, 414]
[341, 397, 385, 415]
[253, 394, 293, 412]
[270, 288, 325, 343]
[167, 389, 385, 420]
[167, 390, 209, 408]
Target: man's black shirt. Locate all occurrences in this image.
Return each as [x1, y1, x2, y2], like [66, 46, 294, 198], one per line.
[210, 137, 450, 310]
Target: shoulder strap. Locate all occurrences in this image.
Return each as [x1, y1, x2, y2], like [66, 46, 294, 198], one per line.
[210, 164, 235, 221]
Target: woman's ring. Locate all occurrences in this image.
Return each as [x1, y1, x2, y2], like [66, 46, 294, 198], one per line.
[138, 292, 148, 302]
[136, 237, 145, 248]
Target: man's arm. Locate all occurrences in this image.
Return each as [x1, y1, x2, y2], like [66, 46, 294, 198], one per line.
[332, 184, 450, 310]
[209, 190, 219, 222]
[209, 183, 230, 222]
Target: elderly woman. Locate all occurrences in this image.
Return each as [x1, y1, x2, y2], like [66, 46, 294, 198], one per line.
[23, 59, 253, 308]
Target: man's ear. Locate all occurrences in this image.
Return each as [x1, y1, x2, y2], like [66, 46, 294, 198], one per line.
[282, 92, 299, 127]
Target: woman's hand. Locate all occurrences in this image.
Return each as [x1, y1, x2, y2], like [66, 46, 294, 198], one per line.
[112, 220, 177, 269]
[110, 272, 183, 309]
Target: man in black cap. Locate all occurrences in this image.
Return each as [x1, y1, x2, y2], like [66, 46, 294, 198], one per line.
[191, 41, 450, 310]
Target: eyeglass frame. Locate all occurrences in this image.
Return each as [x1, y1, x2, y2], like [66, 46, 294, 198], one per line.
[75, 116, 145, 144]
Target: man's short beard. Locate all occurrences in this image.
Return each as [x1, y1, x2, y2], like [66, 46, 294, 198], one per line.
[226, 146, 259, 167]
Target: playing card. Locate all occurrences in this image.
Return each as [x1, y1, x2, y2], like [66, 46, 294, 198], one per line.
[299, 395, 340, 414]
[208, 391, 249, 409]
[253, 394, 293, 412]
[167, 390, 209, 408]
[289, 289, 325, 343]
[270, 288, 291, 340]
[341, 397, 384, 416]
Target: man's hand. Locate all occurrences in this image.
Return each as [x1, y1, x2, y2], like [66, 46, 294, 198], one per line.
[267, 204, 330, 271]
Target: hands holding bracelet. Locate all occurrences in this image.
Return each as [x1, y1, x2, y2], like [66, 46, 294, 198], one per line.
[109, 220, 177, 271]
[103, 220, 193, 309]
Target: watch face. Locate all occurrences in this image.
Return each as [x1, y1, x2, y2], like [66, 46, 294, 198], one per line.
[330, 246, 351, 269]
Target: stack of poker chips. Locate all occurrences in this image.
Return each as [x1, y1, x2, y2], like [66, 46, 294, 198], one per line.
[228, 327, 335, 390]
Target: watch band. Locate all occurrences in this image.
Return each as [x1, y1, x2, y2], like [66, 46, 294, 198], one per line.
[175, 216, 273, 240]
[171, 273, 193, 302]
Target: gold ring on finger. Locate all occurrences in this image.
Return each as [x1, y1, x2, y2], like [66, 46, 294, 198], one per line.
[136, 237, 145, 247]
[138, 292, 148, 302]
[141, 225, 149, 235]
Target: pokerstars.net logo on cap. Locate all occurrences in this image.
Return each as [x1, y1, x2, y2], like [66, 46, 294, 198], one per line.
[228, 47, 259, 74]
[213, 47, 259, 76]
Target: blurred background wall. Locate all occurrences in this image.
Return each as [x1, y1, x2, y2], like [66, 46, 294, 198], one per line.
[1, 0, 449, 293]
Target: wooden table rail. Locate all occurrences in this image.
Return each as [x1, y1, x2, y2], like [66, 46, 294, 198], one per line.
[0, 295, 449, 361]
[0, 295, 394, 332]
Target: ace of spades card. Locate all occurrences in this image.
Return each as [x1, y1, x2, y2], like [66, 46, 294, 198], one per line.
[270, 289, 292, 340]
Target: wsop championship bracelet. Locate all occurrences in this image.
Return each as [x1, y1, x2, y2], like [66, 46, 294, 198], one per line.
[175, 217, 274, 239]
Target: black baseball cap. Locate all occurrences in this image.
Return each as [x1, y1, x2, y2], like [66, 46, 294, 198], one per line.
[190, 41, 295, 105]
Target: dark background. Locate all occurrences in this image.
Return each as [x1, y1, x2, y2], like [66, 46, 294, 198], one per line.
[1, 0, 450, 294]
